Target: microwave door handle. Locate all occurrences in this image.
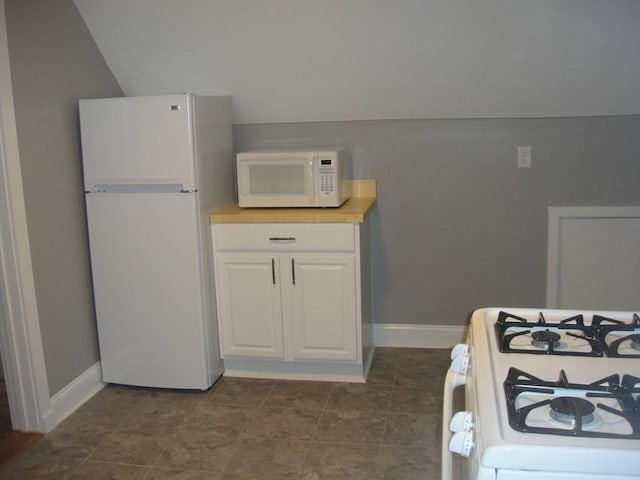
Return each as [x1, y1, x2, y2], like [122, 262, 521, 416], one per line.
[308, 157, 316, 199]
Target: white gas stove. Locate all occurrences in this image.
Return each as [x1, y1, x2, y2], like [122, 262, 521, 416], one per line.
[442, 308, 640, 480]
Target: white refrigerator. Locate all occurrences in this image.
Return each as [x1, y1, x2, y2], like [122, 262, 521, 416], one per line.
[79, 94, 232, 390]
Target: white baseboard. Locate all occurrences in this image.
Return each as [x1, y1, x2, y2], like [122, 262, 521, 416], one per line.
[373, 323, 467, 349]
[50, 361, 105, 427]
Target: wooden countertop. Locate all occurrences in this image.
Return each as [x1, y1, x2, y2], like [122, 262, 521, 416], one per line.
[210, 179, 376, 224]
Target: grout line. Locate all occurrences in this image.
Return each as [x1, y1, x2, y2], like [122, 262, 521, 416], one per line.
[374, 353, 400, 478]
[216, 378, 277, 479]
[306, 381, 334, 443]
[295, 381, 335, 480]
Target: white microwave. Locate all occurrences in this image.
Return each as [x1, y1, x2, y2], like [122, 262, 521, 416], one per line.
[236, 148, 350, 208]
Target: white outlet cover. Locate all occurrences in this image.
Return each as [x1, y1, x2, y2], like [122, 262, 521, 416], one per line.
[517, 146, 532, 168]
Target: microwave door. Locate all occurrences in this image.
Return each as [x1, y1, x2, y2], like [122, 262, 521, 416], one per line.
[238, 156, 313, 207]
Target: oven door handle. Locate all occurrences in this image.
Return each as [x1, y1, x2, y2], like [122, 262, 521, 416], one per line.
[442, 368, 467, 480]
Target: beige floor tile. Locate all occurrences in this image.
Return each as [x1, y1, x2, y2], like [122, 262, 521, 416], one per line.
[314, 409, 386, 444]
[140, 388, 209, 407]
[182, 403, 255, 436]
[394, 363, 447, 387]
[115, 401, 192, 435]
[208, 377, 274, 406]
[301, 442, 382, 480]
[366, 357, 397, 385]
[245, 406, 321, 440]
[67, 460, 149, 479]
[154, 431, 238, 475]
[326, 383, 392, 412]
[0, 451, 81, 480]
[88, 431, 168, 466]
[396, 348, 450, 367]
[372, 347, 404, 362]
[376, 444, 439, 479]
[383, 413, 440, 446]
[265, 380, 333, 409]
[66, 385, 146, 427]
[391, 385, 444, 414]
[27, 420, 112, 459]
[145, 468, 221, 479]
[220, 437, 307, 480]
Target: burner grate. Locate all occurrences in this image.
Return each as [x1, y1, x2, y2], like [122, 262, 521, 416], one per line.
[495, 311, 603, 356]
[596, 314, 640, 358]
[504, 368, 640, 439]
[495, 311, 640, 358]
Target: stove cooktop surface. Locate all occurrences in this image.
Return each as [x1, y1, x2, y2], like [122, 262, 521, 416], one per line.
[469, 307, 640, 476]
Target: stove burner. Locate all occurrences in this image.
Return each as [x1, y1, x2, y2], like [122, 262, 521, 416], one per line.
[504, 368, 640, 439]
[549, 397, 595, 425]
[531, 330, 561, 349]
[631, 334, 640, 351]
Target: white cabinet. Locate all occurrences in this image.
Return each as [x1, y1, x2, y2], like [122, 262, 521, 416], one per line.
[212, 222, 373, 382]
[215, 254, 284, 358]
[289, 255, 356, 361]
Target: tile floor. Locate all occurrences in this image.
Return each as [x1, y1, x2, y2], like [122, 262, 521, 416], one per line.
[1, 348, 451, 479]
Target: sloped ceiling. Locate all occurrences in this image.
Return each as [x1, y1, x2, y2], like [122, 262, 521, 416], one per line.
[73, 0, 640, 124]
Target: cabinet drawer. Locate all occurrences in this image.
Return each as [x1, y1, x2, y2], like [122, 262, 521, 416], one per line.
[214, 223, 355, 252]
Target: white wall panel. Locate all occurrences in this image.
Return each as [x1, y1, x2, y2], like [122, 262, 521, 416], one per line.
[547, 207, 640, 311]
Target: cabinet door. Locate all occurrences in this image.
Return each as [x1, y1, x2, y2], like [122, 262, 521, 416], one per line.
[288, 255, 357, 361]
[216, 254, 284, 358]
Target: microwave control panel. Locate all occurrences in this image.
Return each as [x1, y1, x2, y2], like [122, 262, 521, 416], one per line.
[318, 158, 336, 195]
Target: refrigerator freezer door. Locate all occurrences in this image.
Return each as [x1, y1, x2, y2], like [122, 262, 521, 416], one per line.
[86, 192, 214, 389]
[79, 95, 197, 191]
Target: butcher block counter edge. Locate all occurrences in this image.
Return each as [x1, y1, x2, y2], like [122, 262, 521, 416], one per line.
[210, 179, 376, 224]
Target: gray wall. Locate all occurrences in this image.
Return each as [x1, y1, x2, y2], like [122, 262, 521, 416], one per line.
[5, 0, 122, 394]
[234, 115, 640, 326]
[3, 0, 639, 399]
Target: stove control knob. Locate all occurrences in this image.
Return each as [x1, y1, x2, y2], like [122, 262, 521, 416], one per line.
[450, 343, 469, 359]
[450, 411, 473, 432]
[449, 430, 474, 457]
[450, 353, 470, 375]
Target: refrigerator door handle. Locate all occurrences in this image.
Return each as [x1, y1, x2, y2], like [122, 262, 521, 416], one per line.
[88, 184, 187, 194]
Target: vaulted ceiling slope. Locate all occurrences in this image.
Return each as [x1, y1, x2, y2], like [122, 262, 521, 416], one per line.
[73, 0, 640, 124]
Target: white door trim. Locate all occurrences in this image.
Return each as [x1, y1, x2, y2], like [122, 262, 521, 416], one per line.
[547, 206, 640, 309]
[0, 4, 53, 433]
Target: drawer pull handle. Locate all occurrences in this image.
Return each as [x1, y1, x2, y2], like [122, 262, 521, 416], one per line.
[269, 236, 296, 242]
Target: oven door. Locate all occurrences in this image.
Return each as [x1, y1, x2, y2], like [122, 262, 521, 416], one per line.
[496, 471, 640, 479]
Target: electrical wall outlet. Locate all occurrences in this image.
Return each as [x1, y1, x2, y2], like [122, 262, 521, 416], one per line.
[517, 146, 532, 168]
